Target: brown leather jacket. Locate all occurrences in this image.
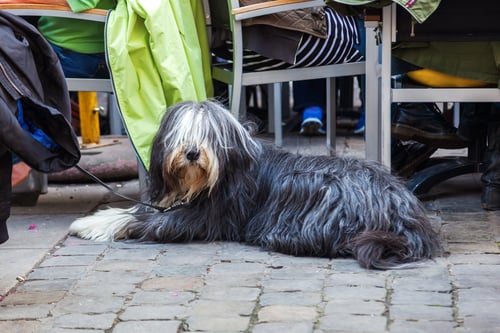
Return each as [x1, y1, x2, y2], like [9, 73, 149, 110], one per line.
[238, 0, 327, 63]
[240, 0, 327, 38]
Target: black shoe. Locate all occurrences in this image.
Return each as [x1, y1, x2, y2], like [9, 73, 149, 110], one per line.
[481, 184, 500, 210]
[391, 139, 437, 178]
[0, 219, 8, 245]
[392, 103, 467, 149]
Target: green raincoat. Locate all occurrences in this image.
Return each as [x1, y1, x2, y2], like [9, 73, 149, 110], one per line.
[106, 0, 213, 169]
[328, 0, 442, 23]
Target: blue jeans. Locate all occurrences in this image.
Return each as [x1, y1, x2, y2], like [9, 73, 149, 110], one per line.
[50, 43, 109, 79]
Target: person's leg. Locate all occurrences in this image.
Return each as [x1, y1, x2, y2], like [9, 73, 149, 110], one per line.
[50, 43, 108, 79]
[294, 79, 327, 135]
[353, 74, 365, 134]
[293, 79, 326, 112]
[0, 149, 12, 244]
[480, 104, 500, 210]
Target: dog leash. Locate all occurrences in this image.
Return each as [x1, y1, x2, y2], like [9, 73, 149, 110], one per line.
[75, 164, 183, 213]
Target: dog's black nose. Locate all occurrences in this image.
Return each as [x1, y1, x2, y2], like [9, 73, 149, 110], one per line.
[185, 148, 200, 161]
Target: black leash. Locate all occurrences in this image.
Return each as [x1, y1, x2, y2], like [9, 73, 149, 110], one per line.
[75, 164, 182, 213]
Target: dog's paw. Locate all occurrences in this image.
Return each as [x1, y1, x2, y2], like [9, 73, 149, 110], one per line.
[69, 208, 136, 241]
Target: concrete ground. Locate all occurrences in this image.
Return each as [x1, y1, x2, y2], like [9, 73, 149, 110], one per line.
[1, 133, 499, 333]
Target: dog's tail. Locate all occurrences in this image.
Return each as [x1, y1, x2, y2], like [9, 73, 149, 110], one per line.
[349, 229, 441, 270]
[69, 206, 140, 241]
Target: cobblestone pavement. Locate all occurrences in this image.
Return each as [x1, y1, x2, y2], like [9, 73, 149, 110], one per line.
[1, 136, 500, 333]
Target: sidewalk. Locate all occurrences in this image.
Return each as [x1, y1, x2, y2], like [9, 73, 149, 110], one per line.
[1, 134, 500, 333]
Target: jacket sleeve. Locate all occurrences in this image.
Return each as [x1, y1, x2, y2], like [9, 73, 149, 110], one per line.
[66, 0, 108, 12]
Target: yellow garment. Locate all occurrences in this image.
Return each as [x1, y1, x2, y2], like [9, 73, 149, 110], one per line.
[407, 68, 492, 88]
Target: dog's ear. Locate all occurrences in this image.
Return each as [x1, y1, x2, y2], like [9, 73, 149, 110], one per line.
[241, 120, 259, 136]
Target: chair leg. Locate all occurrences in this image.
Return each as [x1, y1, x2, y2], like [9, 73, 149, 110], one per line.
[229, 84, 244, 121]
[268, 83, 283, 147]
[326, 78, 336, 155]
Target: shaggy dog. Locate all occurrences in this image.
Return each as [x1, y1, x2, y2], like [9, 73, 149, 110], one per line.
[69, 100, 441, 269]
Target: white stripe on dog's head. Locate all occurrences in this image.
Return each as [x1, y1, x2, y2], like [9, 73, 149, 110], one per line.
[149, 100, 262, 206]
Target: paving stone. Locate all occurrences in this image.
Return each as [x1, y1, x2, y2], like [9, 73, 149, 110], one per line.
[259, 291, 321, 306]
[152, 264, 208, 276]
[190, 300, 255, 317]
[52, 313, 116, 330]
[113, 320, 182, 333]
[451, 264, 500, 275]
[0, 290, 66, 305]
[72, 282, 137, 297]
[453, 274, 500, 289]
[458, 288, 500, 302]
[319, 313, 387, 332]
[324, 286, 386, 301]
[390, 304, 454, 321]
[0, 320, 40, 333]
[262, 278, 323, 292]
[456, 300, 500, 318]
[0, 304, 53, 320]
[129, 290, 196, 305]
[391, 277, 451, 292]
[269, 267, 328, 280]
[253, 322, 313, 333]
[390, 320, 455, 333]
[82, 268, 147, 282]
[324, 300, 385, 316]
[39, 255, 98, 267]
[326, 273, 387, 288]
[258, 305, 317, 322]
[16, 279, 76, 292]
[53, 243, 108, 256]
[119, 304, 188, 320]
[104, 247, 160, 260]
[51, 295, 125, 315]
[187, 315, 251, 331]
[330, 259, 369, 273]
[94, 259, 155, 272]
[28, 266, 87, 280]
[204, 274, 262, 288]
[201, 286, 261, 301]
[141, 276, 204, 291]
[391, 290, 452, 306]
[448, 253, 500, 265]
[209, 262, 267, 275]
[461, 316, 500, 332]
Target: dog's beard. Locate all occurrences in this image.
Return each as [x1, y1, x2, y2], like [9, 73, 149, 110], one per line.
[159, 146, 217, 207]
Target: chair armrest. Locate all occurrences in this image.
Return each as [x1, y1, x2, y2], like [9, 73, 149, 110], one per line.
[0, 2, 108, 21]
[232, 0, 324, 21]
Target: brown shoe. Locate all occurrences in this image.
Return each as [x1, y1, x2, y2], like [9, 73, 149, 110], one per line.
[391, 140, 437, 178]
[392, 103, 467, 149]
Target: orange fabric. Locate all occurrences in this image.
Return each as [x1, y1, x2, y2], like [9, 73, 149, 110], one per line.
[11, 162, 31, 187]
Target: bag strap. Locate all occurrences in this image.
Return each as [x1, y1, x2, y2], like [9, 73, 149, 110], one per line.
[75, 165, 184, 213]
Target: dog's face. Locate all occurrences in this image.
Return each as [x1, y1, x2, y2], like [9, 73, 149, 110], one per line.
[148, 100, 261, 207]
[160, 141, 216, 207]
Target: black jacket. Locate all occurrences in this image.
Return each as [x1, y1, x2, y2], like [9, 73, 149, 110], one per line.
[0, 10, 80, 173]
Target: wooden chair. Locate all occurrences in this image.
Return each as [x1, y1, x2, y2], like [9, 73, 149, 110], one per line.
[207, 0, 376, 153]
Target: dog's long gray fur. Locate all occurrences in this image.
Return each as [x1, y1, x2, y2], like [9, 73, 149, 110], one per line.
[70, 100, 441, 269]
